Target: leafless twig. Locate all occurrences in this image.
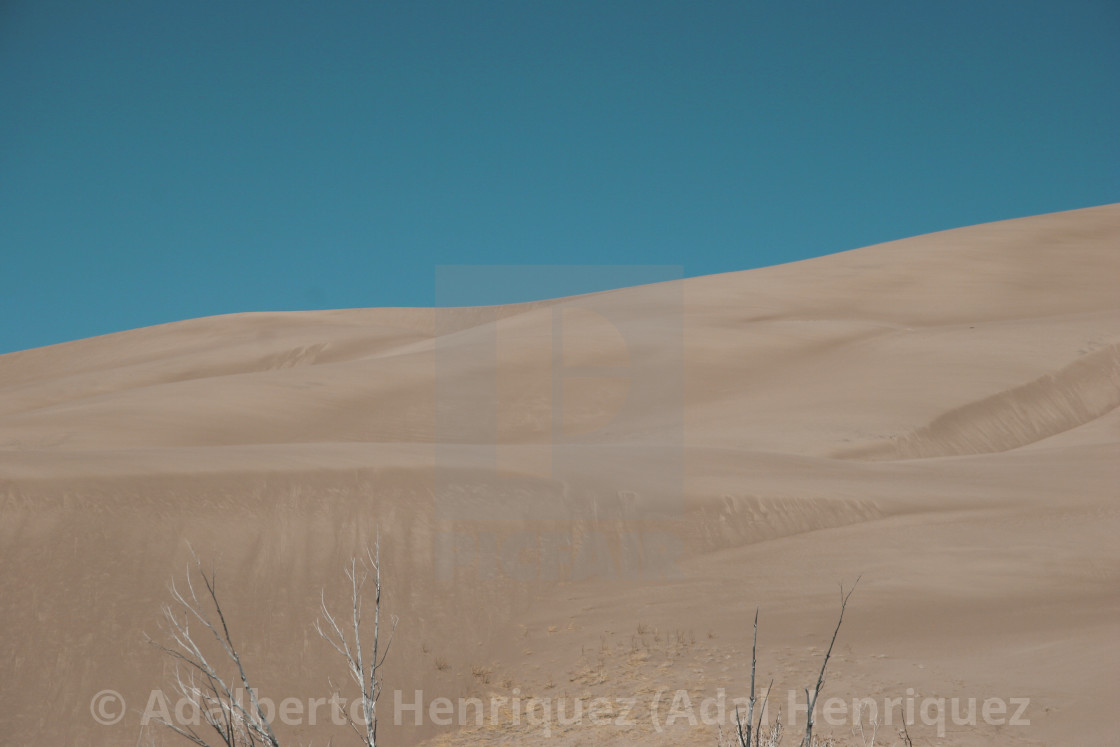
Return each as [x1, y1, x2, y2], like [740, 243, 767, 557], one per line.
[146, 548, 280, 747]
[315, 532, 398, 747]
[803, 577, 860, 747]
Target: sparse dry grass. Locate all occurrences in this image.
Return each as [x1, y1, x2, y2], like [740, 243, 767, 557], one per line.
[716, 581, 914, 747]
[414, 582, 923, 746]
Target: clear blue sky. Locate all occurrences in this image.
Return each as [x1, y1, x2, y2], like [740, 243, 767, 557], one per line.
[2, 0, 1117, 353]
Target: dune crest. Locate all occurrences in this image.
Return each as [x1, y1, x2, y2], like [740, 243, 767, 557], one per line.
[842, 342, 1120, 460]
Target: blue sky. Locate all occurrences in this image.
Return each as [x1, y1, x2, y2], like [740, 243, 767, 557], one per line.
[1, 0, 1117, 354]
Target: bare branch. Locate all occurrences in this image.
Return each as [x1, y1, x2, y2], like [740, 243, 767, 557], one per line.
[803, 577, 860, 747]
[316, 531, 396, 747]
[745, 607, 759, 746]
[147, 551, 281, 747]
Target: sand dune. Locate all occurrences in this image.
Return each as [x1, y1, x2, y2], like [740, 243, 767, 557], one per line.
[843, 342, 1120, 459]
[1, 204, 1118, 745]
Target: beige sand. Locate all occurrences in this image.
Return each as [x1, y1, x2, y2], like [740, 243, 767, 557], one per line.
[1, 203, 1117, 745]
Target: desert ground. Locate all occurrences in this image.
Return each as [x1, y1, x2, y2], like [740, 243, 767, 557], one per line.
[1, 203, 1117, 746]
